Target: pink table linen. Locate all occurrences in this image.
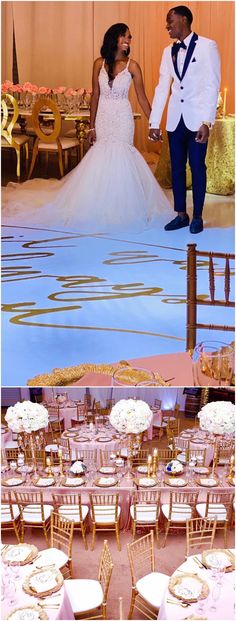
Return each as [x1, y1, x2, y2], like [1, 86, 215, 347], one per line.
[158, 550, 235, 620]
[72, 352, 193, 386]
[62, 430, 120, 462]
[1, 559, 74, 620]
[176, 430, 215, 467]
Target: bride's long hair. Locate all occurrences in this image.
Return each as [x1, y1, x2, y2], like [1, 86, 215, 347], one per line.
[100, 23, 130, 83]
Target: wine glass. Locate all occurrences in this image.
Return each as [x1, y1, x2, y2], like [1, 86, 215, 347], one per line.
[193, 340, 234, 386]
[9, 461, 17, 476]
[210, 582, 221, 610]
[5, 577, 17, 607]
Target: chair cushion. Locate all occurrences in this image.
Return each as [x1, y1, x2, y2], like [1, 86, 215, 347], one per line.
[163, 416, 176, 422]
[136, 572, 169, 608]
[130, 504, 159, 523]
[196, 503, 227, 521]
[2, 135, 29, 146]
[23, 504, 53, 523]
[4, 441, 18, 449]
[36, 547, 68, 569]
[45, 444, 59, 452]
[58, 504, 89, 522]
[65, 578, 103, 613]
[0, 504, 20, 523]
[153, 422, 167, 428]
[93, 505, 121, 524]
[162, 503, 192, 521]
[38, 136, 79, 150]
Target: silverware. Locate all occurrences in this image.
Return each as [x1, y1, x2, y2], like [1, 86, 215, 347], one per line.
[175, 569, 198, 576]
[166, 598, 189, 607]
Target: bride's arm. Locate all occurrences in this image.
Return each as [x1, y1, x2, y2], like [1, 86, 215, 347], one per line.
[130, 60, 151, 119]
[88, 57, 102, 144]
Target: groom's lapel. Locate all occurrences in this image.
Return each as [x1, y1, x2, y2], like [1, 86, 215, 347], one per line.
[171, 43, 181, 81]
[181, 32, 198, 81]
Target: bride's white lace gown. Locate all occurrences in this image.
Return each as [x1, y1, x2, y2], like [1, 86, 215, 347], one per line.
[2, 61, 171, 232]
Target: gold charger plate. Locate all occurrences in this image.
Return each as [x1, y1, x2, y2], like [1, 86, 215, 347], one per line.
[136, 465, 148, 474]
[6, 605, 48, 620]
[2, 543, 38, 566]
[97, 437, 112, 443]
[193, 467, 210, 475]
[169, 572, 209, 602]
[98, 466, 117, 474]
[94, 476, 118, 487]
[1, 476, 24, 486]
[74, 436, 90, 442]
[196, 477, 218, 487]
[32, 477, 55, 487]
[202, 548, 235, 572]
[134, 477, 157, 487]
[164, 476, 187, 487]
[62, 476, 85, 487]
[23, 566, 63, 597]
[63, 431, 78, 437]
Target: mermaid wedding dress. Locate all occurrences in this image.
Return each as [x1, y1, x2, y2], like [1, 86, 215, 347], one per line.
[2, 60, 171, 233]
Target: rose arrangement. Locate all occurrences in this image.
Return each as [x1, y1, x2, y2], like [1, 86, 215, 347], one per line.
[198, 401, 235, 435]
[70, 461, 87, 475]
[1, 81, 91, 98]
[109, 399, 152, 434]
[5, 401, 48, 433]
[166, 459, 184, 474]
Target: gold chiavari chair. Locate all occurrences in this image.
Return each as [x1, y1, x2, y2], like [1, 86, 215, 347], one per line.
[53, 493, 88, 550]
[70, 402, 87, 426]
[72, 448, 97, 466]
[188, 447, 207, 465]
[14, 490, 53, 545]
[131, 449, 150, 469]
[48, 405, 65, 434]
[162, 491, 199, 547]
[106, 399, 115, 409]
[84, 393, 92, 409]
[130, 490, 161, 542]
[175, 438, 190, 464]
[162, 403, 180, 425]
[89, 493, 121, 551]
[126, 531, 169, 620]
[24, 448, 46, 468]
[196, 490, 235, 546]
[3, 447, 19, 462]
[64, 539, 113, 619]
[1, 93, 29, 180]
[36, 512, 74, 578]
[186, 517, 217, 558]
[214, 446, 234, 467]
[166, 418, 180, 436]
[157, 448, 178, 464]
[1, 491, 21, 542]
[154, 399, 162, 409]
[99, 449, 120, 467]
[186, 243, 235, 351]
[60, 437, 72, 463]
[166, 430, 176, 451]
[28, 97, 79, 178]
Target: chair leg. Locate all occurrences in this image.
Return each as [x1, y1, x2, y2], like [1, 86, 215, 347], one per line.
[116, 523, 121, 551]
[58, 146, 64, 177]
[224, 522, 228, 547]
[81, 522, 88, 550]
[68, 558, 73, 578]
[128, 588, 136, 620]
[163, 521, 170, 547]
[102, 603, 107, 620]
[28, 140, 39, 179]
[64, 150, 68, 171]
[43, 522, 49, 545]
[91, 524, 96, 550]
[15, 147, 21, 181]
[132, 520, 136, 540]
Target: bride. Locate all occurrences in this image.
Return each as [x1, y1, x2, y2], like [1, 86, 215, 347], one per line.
[2, 23, 171, 233]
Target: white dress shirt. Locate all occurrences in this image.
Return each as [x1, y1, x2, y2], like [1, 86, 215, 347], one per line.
[177, 32, 194, 75]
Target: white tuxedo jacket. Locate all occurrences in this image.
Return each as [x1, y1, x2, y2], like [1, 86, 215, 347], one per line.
[149, 33, 221, 131]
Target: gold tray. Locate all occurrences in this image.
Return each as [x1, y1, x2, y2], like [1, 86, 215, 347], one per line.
[169, 572, 209, 602]
[1, 476, 24, 486]
[202, 548, 235, 572]
[23, 566, 63, 597]
[97, 437, 112, 443]
[94, 476, 118, 487]
[98, 466, 117, 474]
[2, 543, 38, 566]
[164, 476, 187, 487]
[6, 604, 48, 620]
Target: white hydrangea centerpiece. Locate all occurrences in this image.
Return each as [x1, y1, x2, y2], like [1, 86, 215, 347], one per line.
[197, 401, 235, 435]
[109, 399, 152, 434]
[5, 401, 49, 433]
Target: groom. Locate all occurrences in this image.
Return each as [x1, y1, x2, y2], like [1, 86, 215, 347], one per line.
[149, 5, 220, 233]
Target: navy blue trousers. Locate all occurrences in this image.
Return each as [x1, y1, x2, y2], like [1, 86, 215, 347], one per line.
[168, 116, 208, 217]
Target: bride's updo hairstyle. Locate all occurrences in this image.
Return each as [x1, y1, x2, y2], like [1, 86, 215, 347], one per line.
[100, 23, 130, 83]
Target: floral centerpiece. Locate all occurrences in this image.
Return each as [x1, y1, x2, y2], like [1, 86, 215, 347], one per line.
[70, 461, 87, 475]
[166, 459, 184, 475]
[5, 401, 48, 433]
[197, 401, 235, 435]
[109, 399, 152, 434]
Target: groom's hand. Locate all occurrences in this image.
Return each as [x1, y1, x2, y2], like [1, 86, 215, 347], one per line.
[148, 128, 163, 142]
[195, 124, 209, 144]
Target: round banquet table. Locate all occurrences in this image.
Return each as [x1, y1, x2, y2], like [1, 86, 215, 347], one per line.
[158, 549, 235, 620]
[62, 429, 121, 463]
[1, 554, 74, 620]
[176, 429, 215, 467]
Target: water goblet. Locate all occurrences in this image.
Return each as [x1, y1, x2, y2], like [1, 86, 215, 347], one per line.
[5, 577, 17, 607]
[9, 461, 17, 476]
[210, 582, 221, 610]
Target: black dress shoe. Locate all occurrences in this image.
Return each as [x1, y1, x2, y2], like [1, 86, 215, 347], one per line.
[190, 217, 204, 234]
[164, 214, 190, 231]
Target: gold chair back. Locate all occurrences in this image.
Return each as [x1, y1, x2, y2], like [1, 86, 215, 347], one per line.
[1, 93, 18, 145]
[186, 517, 216, 557]
[187, 243, 235, 350]
[127, 530, 155, 585]
[1, 490, 21, 542]
[98, 539, 114, 604]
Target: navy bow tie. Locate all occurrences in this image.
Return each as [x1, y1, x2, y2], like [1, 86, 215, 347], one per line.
[173, 40, 187, 54]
